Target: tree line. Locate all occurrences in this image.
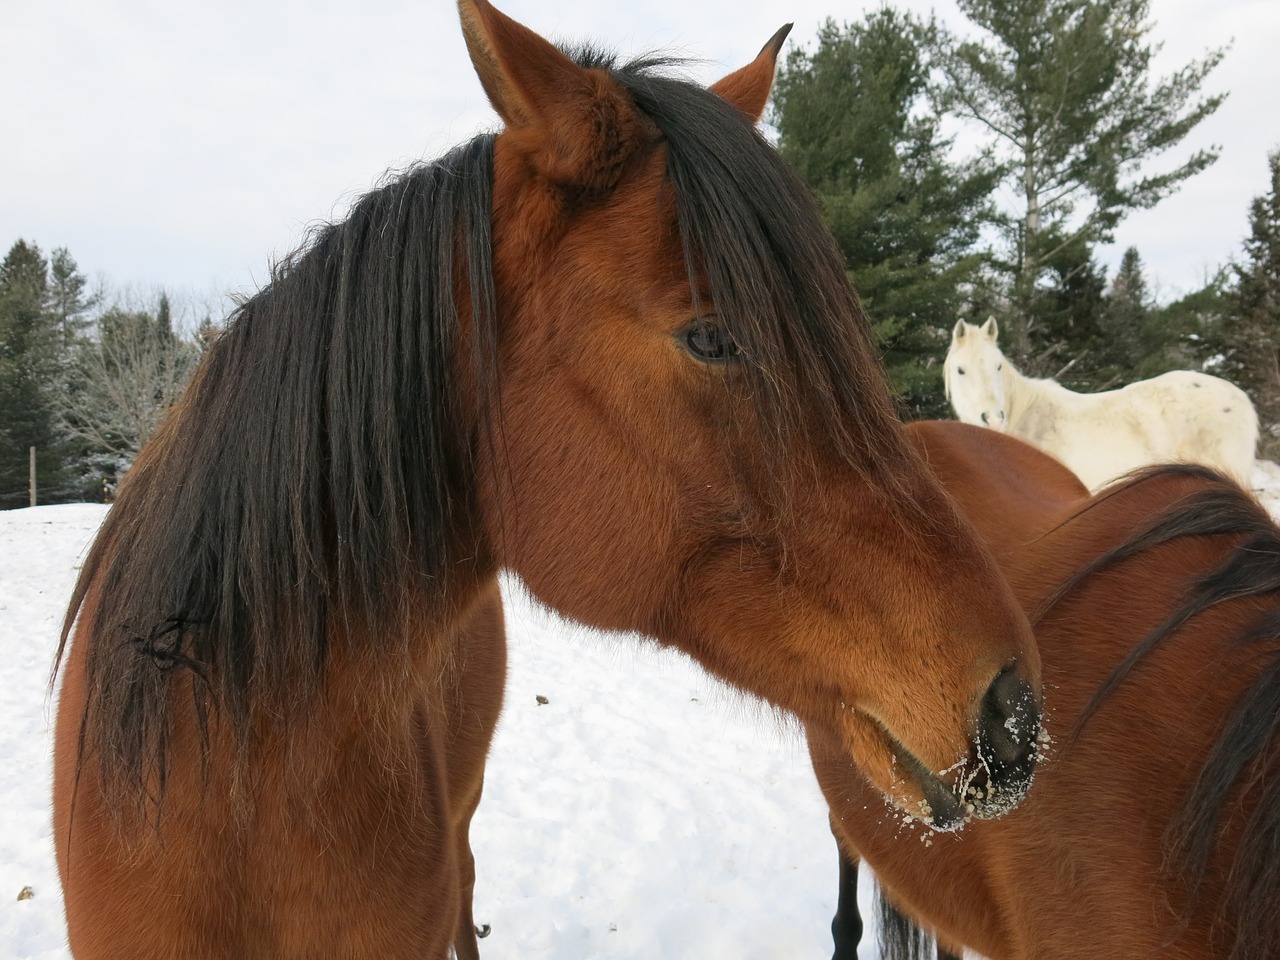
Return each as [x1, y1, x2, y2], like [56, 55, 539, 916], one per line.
[770, 0, 1280, 455]
[0, 240, 212, 508]
[4, 0, 1279, 509]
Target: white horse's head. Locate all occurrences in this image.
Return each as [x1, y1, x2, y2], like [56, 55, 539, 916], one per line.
[945, 318, 1008, 431]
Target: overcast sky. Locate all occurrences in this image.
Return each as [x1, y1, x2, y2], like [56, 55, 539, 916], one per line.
[3, 0, 1277, 318]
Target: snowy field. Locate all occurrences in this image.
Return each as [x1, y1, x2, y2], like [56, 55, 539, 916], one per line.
[5, 465, 1280, 959]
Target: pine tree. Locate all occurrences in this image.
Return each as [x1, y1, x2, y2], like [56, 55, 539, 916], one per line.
[933, 0, 1227, 365]
[1150, 271, 1230, 378]
[1221, 150, 1280, 456]
[1104, 248, 1219, 381]
[772, 10, 999, 418]
[0, 240, 60, 507]
[47, 248, 98, 350]
[1097, 246, 1151, 381]
[1031, 237, 1109, 387]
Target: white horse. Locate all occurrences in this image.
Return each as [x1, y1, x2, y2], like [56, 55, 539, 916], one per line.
[944, 318, 1259, 491]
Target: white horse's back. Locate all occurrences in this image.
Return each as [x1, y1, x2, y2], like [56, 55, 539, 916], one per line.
[945, 319, 1259, 491]
[1117, 369, 1256, 474]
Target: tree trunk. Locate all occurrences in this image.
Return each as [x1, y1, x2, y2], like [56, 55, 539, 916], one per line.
[1011, 141, 1040, 362]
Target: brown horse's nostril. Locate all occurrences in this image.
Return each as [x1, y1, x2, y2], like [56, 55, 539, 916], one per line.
[982, 668, 1039, 765]
[983, 669, 1040, 763]
[963, 667, 1041, 820]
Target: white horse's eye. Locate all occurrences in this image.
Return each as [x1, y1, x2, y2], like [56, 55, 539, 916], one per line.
[997, 364, 1002, 371]
[958, 368, 966, 375]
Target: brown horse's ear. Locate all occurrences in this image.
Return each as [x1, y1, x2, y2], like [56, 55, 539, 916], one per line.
[982, 317, 999, 341]
[710, 24, 792, 122]
[458, 0, 585, 128]
[457, 0, 644, 193]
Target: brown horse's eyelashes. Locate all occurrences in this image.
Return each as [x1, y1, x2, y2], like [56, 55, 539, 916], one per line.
[678, 318, 741, 364]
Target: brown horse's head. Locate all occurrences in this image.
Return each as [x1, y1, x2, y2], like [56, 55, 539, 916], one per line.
[458, 0, 1041, 828]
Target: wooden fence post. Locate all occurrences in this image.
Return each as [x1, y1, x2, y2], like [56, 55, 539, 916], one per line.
[29, 446, 36, 508]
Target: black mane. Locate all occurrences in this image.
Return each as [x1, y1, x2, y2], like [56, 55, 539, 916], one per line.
[59, 134, 499, 805]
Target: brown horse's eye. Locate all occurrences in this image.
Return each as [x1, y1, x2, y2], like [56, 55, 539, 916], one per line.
[681, 319, 740, 364]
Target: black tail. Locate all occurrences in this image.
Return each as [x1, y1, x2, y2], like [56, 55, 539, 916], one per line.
[875, 884, 937, 960]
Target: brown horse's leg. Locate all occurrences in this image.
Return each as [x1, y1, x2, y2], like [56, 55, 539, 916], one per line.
[446, 580, 506, 960]
[452, 775, 485, 960]
[830, 824, 863, 960]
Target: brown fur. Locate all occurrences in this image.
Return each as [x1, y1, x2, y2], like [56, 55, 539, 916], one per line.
[815, 421, 1280, 959]
[53, 5, 1042, 957]
[57, 578, 505, 958]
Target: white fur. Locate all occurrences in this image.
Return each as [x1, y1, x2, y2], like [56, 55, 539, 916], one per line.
[944, 318, 1260, 491]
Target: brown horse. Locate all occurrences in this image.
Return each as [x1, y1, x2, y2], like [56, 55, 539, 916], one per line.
[815, 421, 1280, 960]
[52, 4, 1044, 957]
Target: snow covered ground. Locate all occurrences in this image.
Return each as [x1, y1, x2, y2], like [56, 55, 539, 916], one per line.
[5, 464, 1280, 959]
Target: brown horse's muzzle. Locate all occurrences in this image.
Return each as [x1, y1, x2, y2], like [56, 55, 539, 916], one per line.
[900, 666, 1042, 831]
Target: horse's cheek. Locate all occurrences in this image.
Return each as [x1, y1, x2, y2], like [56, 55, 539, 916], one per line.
[477, 375, 687, 630]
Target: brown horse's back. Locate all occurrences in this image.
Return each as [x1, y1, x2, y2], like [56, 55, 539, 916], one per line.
[815, 422, 1274, 959]
[907, 421, 1089, 558]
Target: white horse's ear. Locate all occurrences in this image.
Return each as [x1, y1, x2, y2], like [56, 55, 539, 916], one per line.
[952, 319, 967, 342]
[981, 317, 999, 341]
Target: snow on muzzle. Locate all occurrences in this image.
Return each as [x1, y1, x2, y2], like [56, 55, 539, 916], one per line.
[894, 666, 1043, 831]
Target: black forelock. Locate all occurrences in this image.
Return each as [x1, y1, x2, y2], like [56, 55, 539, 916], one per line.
[601, 52, 908, 482]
